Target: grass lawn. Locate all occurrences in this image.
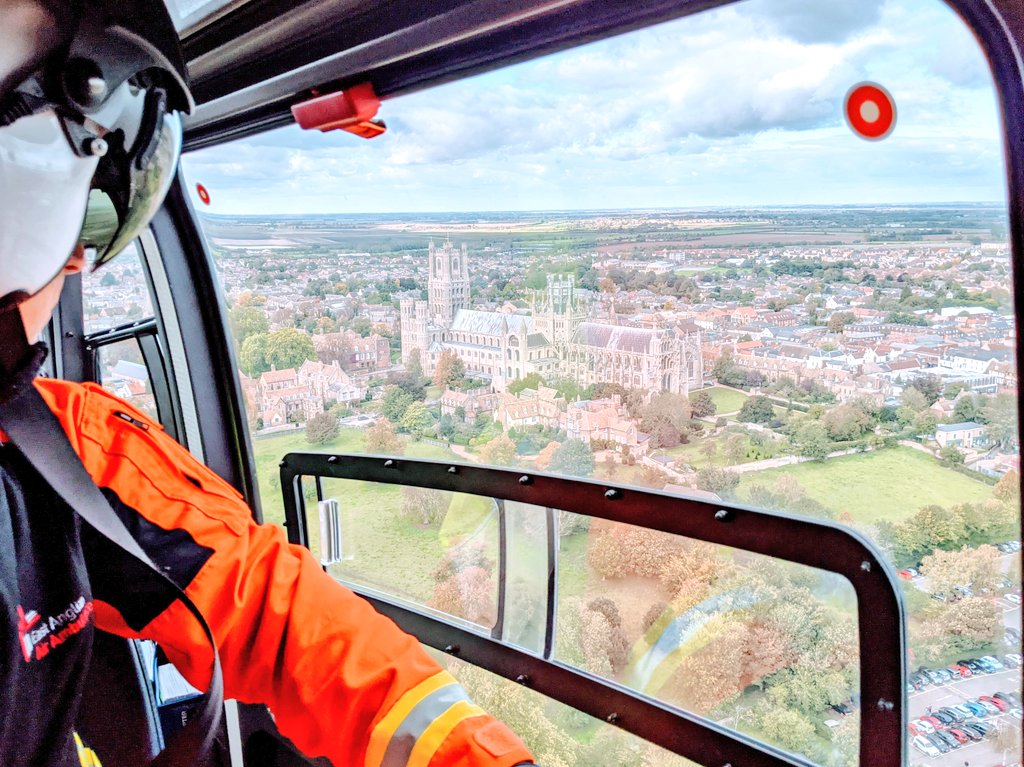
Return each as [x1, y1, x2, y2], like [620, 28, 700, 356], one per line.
[736, 446, 993, 524]
[695, 386, 749, 414]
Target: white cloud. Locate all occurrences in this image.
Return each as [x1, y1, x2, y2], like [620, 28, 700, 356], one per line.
[180, 0, 1008, 214]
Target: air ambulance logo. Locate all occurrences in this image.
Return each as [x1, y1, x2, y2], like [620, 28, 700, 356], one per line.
[17, 596, 94, 662]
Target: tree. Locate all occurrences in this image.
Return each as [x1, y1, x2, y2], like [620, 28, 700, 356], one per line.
[938, 445, 965, 466]
[795, 421, 831, 460]
[724, 435, 747, 465]
[899, 386, 928, 412]
[756, 705, 817, 755]
[432, 349, 465, 390]
[99, 271, 118, 287]
[907, 373, 943, 406]
[738, 396, 775, 424]
[981, 393, 1018, 449]
[380, 386, 414, 422]
[239, 332, 270, 377]
[993, 469, 1019, 502]
[507, 372, 545, 395]
[915, 596, 1002, 662]
[478, 433, 516, 466]
[919, 545, 1002, 600]
[826, 311, 855, 334]
[399, 401, 432, 432]
[365, 418, 403, 454]
[640, 392, 692, 448]
[822, 403, 870, 441]
[689, 390, 717, 418]
[952, 395, 978, 423]
[266, 328, 317, 370]
[406, 348, 424, 381]
[549, 439, 595, 478]
[229, 306, 269, 345]
[400, 486, 450, 526]
[304, 412, 339, 445]
[695, 467, 740, 498]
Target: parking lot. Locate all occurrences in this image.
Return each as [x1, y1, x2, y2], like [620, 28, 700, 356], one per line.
[905, 585, 1022, 766]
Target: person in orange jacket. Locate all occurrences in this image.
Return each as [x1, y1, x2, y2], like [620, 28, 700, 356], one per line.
[0, 2, 538, 766]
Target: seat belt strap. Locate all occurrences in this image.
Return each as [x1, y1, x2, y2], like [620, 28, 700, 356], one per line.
[0, 372, 224, 767]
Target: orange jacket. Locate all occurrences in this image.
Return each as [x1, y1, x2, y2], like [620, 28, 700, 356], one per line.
[35, 378, 534, 767]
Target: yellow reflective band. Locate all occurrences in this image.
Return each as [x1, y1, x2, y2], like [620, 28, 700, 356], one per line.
[406, 701, 486, 767]
[365, 671, 458, 767]
[73, 732, 103, 766]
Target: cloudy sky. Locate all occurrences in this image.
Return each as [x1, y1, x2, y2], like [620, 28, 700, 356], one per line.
[179, 0, 1009, 214]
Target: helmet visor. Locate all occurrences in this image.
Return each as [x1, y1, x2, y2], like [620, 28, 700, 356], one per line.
[79, 110, 182, 267]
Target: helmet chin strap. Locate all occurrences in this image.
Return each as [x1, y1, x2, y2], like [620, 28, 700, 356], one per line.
[0, 300, 32, 379]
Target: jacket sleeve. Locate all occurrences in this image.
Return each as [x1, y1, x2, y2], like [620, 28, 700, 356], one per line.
[35, 379, 534, 767]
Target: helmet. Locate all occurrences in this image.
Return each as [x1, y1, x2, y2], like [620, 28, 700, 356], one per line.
[0, 0, 193, 303]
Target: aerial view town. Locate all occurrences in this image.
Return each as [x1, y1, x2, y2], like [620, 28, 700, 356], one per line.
[84, 205, 1021, 766]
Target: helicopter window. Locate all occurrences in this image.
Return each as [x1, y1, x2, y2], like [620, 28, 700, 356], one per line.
[81, 242, 155, 335]
[180, 0, 1020, 762]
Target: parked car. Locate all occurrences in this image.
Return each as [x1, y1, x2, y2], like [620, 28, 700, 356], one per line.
[993, 692, 1015, 706]
[932, 709, 956, 725]
[982, 655, 1006, 669]
[939, 706, 967, 722]
[897, 569, 914, 579]
[959, 723, 986, 740]
[909, 720, 934, 737]
[922, 715, 946, 730]
[980, 695, 1008, 712]
[949, 663, 973, 678]
[959, 659, 985, 674]
[951, 705, 974, 720]
[946, 728, 970, 745]
[909, 671, 929, 689]
[1009, 707, 1023, 719]
[1006, 593, 1021, 605]
[925, 733, 951, 754]
[1002, 653, 1022, 668]
[830, 701, 854, 715]
[933, 730, 961, 749]
[963, 701, 990, 717]
[967, 720, 991, 736]
[969, 698, 1001, 715]
[912, 735, 941, 757]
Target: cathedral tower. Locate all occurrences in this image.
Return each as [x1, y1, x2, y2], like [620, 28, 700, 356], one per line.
[427, 239, 470, 326]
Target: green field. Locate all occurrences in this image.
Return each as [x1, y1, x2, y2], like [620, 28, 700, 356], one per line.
[695, 386, 749, 414]
[736, 447, 993, 523]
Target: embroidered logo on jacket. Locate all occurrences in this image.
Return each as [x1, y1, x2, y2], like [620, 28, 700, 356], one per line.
[16, 596, 94, 662]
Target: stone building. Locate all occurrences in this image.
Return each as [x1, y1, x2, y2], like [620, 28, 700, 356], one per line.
[400, 241, 703, 394]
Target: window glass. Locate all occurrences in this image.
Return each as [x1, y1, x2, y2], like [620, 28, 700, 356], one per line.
[80, 241, 155, 335]
[182, 0, 1020, 762]
[94, 337, 161, 422]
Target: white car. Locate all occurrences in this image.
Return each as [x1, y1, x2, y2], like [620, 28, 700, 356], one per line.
[912, 735, 941, 757]
[912, 719, 936, 734]
[1007, 593, 1021, 605]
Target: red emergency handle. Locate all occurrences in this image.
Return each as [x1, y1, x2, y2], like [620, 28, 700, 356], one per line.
[291, 82, 386, 138]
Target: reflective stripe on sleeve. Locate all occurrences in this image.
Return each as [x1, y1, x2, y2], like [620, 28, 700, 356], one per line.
[365, 670, 486, 767]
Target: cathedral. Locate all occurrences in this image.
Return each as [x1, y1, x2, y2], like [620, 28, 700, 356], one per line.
[399, 240, 703, 395]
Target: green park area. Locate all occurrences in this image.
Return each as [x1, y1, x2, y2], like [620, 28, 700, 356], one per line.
[252, 427, 465, 602]
[736, 446, 993, 524]
[696, 386, 749, 414]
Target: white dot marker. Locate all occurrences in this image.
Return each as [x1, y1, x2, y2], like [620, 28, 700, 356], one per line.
[860, 100, 881, 123]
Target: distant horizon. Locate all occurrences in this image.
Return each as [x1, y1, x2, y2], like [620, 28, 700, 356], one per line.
[194, 201, 1009, 219]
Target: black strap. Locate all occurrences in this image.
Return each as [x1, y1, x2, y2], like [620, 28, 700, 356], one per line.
[0, 358, 223, 767]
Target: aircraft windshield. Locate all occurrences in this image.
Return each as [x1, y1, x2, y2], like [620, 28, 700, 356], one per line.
[171, 0, 1022, 763]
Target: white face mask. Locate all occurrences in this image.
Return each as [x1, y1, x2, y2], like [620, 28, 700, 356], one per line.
[0, 110, 98, 298]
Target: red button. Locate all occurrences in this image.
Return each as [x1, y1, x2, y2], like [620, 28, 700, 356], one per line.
[845, 83, 896, 140]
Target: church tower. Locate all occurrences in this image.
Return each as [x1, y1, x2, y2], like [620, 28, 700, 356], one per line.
[427, 240, 470, 326]
[532, 273, 586, 349]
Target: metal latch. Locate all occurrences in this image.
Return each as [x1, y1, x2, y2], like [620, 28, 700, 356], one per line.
[318, 499, 343, 566]
[291, 82, 386, 138]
